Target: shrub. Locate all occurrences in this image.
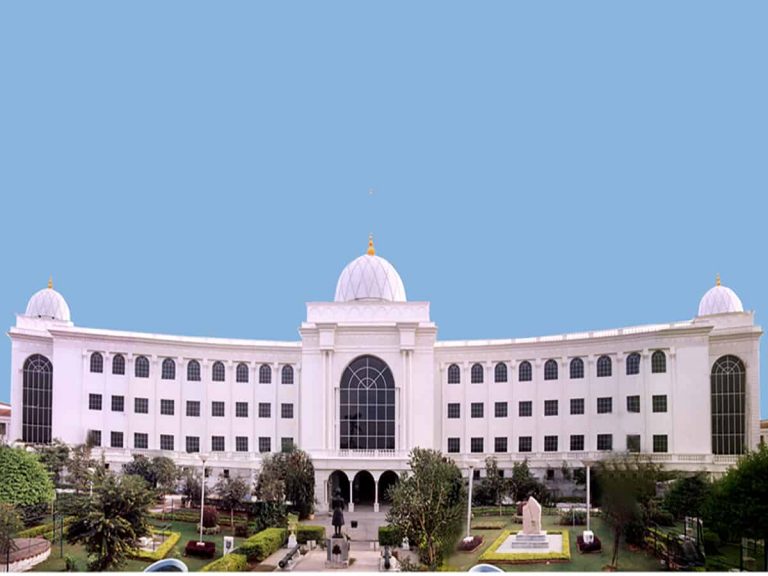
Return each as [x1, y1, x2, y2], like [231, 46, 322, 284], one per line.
[558, 510, 586, 525]
[702, 530, 720, 555]
[296, 525, 325, 544]
[201, 552, 248, 572]
[64, 554, 80, 572]
[234, 523, 250, 538]
[239, 527, 288, 561]
[128, 531, 180, 561]
[576, 534, 602, 553]
[185, 539, 216, 558]
[378, 525, 402, 547]
[651, 508, 676, 527]
[202, 506, 219, 528]
[457, 535, 483, 551]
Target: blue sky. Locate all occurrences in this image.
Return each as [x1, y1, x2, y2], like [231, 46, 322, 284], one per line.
[1, 2, 766, 417]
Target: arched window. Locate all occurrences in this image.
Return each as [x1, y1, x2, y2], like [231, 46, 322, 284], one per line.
[90, 352, 103, 374]
[494, 363, 508, 383]
[161, 358, 176, 380]
[711, 355, 746, 455]
[651, 351, 667, 374]
[187, 360, 201, 381]
[570, 358, 584, 379]
[626, 353, 641, 375]
[519, 361, 532, 382]
[212, 361, 226, 382]
[135, 356, 150, 378]
[447, 364, 460, 384]
[259, 364, 272, 384]
[596, 355, 612, 378]
[544, 359, 558, 381]
[471, 363, 484, 384]
[282, 365, 294, 385]
[22, 354, 53, 444]
[112, 354, 125, 375]
[236, 363, 249, 383]
[340, 355, 395, 450]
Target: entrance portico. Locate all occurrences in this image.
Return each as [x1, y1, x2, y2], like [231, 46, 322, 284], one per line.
[320, 468, 401, 513]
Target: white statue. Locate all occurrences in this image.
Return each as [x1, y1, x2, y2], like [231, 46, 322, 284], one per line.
[522, 496, 543, 535]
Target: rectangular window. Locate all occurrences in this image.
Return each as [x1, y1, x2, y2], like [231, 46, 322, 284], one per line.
[281, 403, 294, 419]
[597, 434, 613, 451]
[652, 395, 668, 413]
[570, 398, 585, 415]
[494, 402, 508, 418]
[236, 402, 249, 418]
[653, 434, 668, 453]
[134, 432, 148, 449]
[186, 436, 200, 453]
[236, 436, 249, 452]
[160, 434, 174, 451]
[470, 437, 484, 453]
[211, 401, 225, 417]
[110, 431, 123, 448]
[470, 403, 484, 418]
[160, 399, 175, 416]
[627, 434, 641, 453]
[211, 436, 225, 452]
[88, 430, 101, 447]
[570, 434, 584, 451]
[518, 401, 532, 417]
[597, 397, 613, 414]
[89, 394, 102, 411]
[258, 403, 271, 418]
[447, 438, 460, 453]
[627, 395, 641, 413]
[134, 397, 149, 414]
[281, 437, 294, 452]
[544, 435, 558, 452]
[518, 436, 532, 452]
[111, 395, 124, 412]
[447, 403, 461, 419]
[186, 400, 200, 417]
[544, 400, 558, 416]
[494, 437, 508, 453]
[258, 437, 271, 453]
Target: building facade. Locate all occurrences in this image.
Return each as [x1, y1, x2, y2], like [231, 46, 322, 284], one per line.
[7, 239, 762, 511]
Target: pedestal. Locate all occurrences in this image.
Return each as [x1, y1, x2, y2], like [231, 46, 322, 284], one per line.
[325, 536, 350, 568]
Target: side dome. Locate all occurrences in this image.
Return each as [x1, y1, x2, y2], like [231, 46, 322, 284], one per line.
[334, 236, 407, 303]
[697, 275, 744, 316]
[25, 278, 71, 321]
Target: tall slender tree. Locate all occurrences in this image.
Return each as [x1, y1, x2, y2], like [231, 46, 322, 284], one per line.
[214, 473, 250, 531]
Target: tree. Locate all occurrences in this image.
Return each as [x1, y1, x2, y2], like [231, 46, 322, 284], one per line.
[0, 447, 55, 515]
[703, 444, 768, 570]
[663, 473, 711, 520]
[0, 503, 22, 557]
[34, 439, 71, 486]
[122, 454, 178, 492]
[386, 448, 465, 570]
[67, 472, 154, 571]
[67, 444, 96, 495]
[180, 468, 202, 506]
[214, 473, 250, 530]
[508, 460, 547, 504]
[476, 457, 507, 514]
[254, 448, 315, 518]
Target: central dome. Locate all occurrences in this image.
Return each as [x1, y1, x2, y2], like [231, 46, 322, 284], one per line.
[25, 278, 71, 321]
[334, 236, 407, 303]
[697, 275, 744, 316]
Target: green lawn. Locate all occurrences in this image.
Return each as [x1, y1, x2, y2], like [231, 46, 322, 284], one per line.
[445, 515, 663, 572]
[32, 518, 246, 572]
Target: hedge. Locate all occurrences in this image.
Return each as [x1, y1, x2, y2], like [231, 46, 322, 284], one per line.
[201, 552, 248, 572]
[296, 525, 325, 544]
[128, 531, 181, 561]
[378, 525, 402, 547]
[18, 517, 74, 539]
[239, 528, 288, 561]
[479, 530, 571, 563]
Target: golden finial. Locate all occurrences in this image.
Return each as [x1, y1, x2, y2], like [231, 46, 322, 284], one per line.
[366, 234, 375, 256]
[715, 273, 721, 287]
[48, 276, 53, 290]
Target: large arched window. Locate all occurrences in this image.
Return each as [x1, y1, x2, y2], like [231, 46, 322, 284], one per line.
[259, 364, 272, 384]
[494, 363, 508, 383]
[544, 359, 558, 381]
[282, 365, 294, 385]
[626, 353, 641, 375]
[570, 358, 584, 379]
[447, 364, 460, 384]
[112, 354, 125, 375]
[187, 360, 201, 382]
[22, 354, 53, 444]
[519, 361, 532, 382]
[90, 352, 103, 374]
[471, 363, 484, 384]
[340, 355, 395, 451]
[711, 355, 746, 455]
[236, 363, 249, 383]
[161, 358, 176, 380]
[212, 361, 226, 382]
[596, 355, 612, 378]
[135, 356, 150, 378]
[651, 351, 667, 374]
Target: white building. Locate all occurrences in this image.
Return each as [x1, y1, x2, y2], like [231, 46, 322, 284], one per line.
[7, 238, 762, 511]
[0, 401, 10, 444]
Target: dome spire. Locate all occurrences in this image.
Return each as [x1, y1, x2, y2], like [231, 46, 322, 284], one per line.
[715, 273, 721, 287]
[367, 234, 375, 256]
[48, 275, 53, 290]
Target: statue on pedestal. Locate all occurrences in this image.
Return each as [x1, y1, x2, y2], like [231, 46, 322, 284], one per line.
[331, 488, 346, 537]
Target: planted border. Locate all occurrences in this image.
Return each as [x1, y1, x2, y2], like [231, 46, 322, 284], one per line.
[128, 531, 181, 561]
[201, 552, 248, 572]
[479, 530, 571, 564]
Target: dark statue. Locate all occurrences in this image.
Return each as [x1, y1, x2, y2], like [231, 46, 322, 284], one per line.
[331, 488, 346, 537]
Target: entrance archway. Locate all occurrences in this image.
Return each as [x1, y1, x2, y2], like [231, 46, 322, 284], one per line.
[328, 470, 350, 510]
[353, 471, 376, 509]
[378, 470, 399, 505]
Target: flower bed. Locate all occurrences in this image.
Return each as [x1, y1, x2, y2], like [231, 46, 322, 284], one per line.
[479, 530, 571, 564]
[185, 539, 216, 559]
[129, 531, 181, 561]
[576, 534, 602, 553]
[471, 519, 506, 530]
[458, 535, 484, 552]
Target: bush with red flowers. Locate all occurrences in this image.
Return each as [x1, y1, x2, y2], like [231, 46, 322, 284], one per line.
[202, 506, 219, 528]
[458, 535, 484, 552]
[576, 534, 602, 553]
[185, 539, 216, 558]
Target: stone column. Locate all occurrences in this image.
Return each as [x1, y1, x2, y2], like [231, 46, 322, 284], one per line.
[374, 478, 380, 513]
[348, 475, 355, 513]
